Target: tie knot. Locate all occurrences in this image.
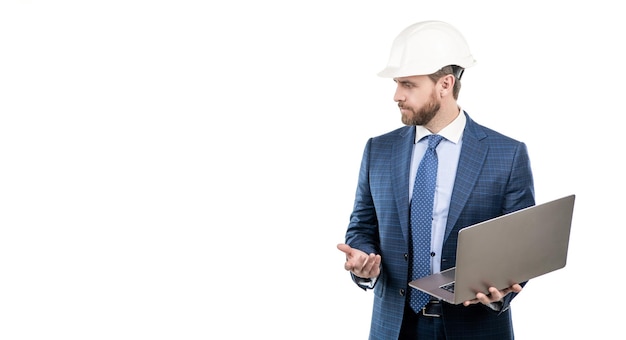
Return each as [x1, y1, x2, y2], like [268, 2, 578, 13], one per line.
[426, 134, 444, 149]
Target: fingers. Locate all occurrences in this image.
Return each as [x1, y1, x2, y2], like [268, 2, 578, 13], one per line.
[360, 253, 381, 274]
[464, 291, 497, 306]
[338, 244, 358, 271]
[475, 291, 493, 305]
[463, 283, 523, 307]
[463, 291, 484, 306]
[487, 287, 504, 302]
[353, 253, 379, 277]
[336, 243, 352, 255]
[337, 244, 381, 277]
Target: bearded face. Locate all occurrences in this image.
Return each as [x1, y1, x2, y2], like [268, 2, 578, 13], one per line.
[399, 88, 441, 126]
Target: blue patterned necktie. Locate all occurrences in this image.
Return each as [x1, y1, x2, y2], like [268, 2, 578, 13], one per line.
[409, 134, 444, 313]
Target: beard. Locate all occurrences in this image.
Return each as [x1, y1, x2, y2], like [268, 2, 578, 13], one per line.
[399, 91, 440, 126]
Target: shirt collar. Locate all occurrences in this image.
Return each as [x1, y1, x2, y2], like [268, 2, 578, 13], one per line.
[414, 108, 466, 144]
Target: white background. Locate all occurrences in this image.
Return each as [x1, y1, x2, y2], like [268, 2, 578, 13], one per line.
[1, 1, 624, 339]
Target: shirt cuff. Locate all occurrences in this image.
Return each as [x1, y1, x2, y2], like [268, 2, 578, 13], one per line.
[487, 301, 503, 311]
[356, 275, 378, 289]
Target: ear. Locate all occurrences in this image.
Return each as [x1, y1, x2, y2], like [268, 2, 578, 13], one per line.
[439, 74, 455, 97]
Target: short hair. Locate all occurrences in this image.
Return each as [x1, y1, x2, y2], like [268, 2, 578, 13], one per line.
[428, 65, 463, 99]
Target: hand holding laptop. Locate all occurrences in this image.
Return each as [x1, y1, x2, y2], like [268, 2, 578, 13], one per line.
[409, 195, 575, 305]
[462, 283, 523, 307]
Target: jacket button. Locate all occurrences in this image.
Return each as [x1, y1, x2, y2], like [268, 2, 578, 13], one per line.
[399, 288, 406, 296]
[404, 253, 408, 261]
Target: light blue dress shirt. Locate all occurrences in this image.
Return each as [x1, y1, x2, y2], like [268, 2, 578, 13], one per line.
[409, 110, 465, 274]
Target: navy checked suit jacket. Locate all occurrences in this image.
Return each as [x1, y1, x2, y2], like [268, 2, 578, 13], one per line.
[345, 112, 535, 340]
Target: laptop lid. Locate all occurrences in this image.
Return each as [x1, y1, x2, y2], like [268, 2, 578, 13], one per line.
[409, 194, 576, 304]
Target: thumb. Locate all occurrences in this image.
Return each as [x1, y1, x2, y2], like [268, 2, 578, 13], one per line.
[337, 243, 352, 255]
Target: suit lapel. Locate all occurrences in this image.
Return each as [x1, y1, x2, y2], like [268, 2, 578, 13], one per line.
[392, 126, 416, 245]
[444, 114, 488, 242]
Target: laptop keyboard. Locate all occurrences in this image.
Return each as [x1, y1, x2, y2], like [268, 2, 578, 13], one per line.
[440, 282, 455, 293]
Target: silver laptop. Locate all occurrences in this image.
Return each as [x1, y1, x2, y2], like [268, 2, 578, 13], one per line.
[409, 194, 575, 304]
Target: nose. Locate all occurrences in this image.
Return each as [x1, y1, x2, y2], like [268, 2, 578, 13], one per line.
[393, 84, 404, 103]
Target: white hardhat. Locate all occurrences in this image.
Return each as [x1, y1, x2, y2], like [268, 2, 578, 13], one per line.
[378, 20, 476, 78]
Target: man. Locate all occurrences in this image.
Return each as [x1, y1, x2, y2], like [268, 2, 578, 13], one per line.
[337, 21, 535, 339]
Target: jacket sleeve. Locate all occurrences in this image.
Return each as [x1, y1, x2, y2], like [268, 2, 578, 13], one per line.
[499, 141, 535, 313]
[345, 138, 380, 256]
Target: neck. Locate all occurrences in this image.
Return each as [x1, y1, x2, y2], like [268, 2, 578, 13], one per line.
[425, 103, 460, 134]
